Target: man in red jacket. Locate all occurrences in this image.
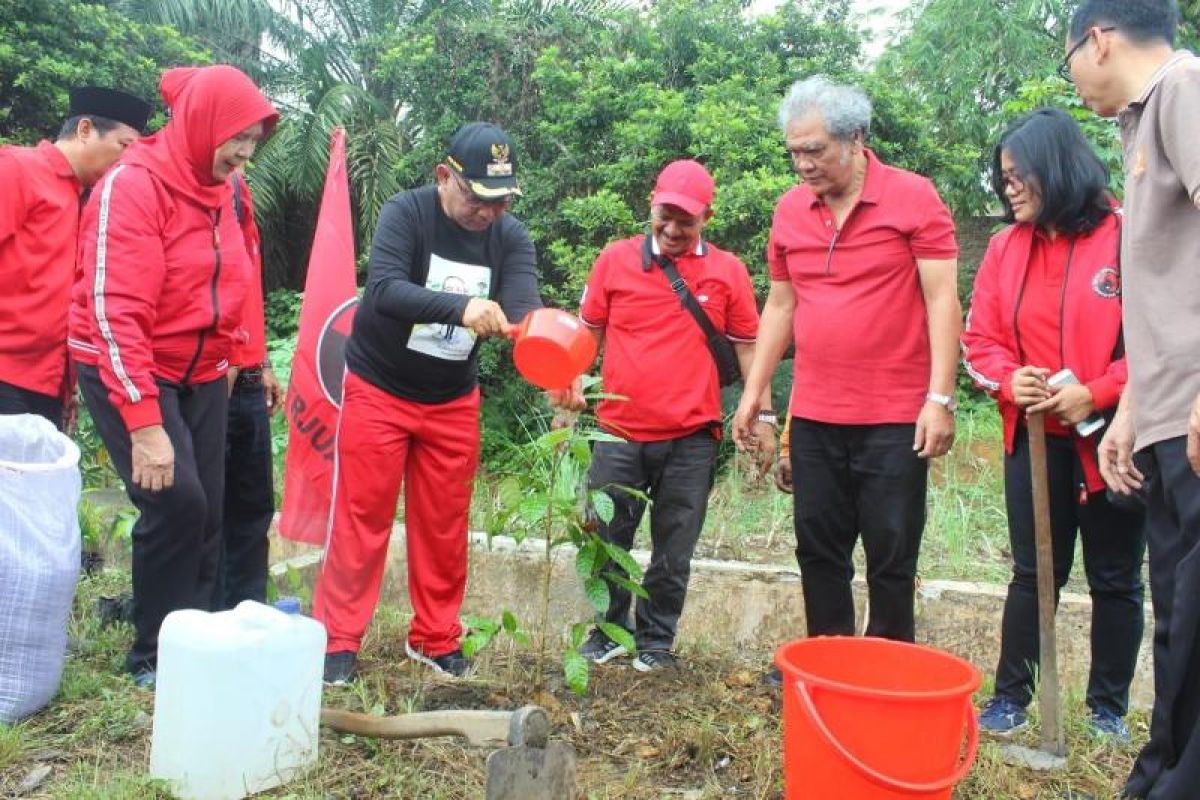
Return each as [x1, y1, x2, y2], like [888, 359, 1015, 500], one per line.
[0, 87, 150, 427]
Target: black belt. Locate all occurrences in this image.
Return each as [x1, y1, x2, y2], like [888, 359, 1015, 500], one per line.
[233, 366, 264, 390]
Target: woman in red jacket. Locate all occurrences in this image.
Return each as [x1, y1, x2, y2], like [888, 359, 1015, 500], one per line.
[962, 108, 1145, 740]
[70, 65, 278, 686]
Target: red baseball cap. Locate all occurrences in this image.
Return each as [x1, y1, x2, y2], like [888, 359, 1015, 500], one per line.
[650, 159, 714, 216]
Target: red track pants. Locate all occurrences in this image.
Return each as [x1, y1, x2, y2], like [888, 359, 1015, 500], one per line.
[313, 371, 480, 657]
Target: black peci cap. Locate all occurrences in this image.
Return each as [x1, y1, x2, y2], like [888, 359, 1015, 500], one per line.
[68, 86, 153, 133]
[444, 122, 522, 199]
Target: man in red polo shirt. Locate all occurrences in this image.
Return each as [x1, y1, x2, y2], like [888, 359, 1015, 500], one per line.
[0, 87, 150, 427]
[734, 76, 960, 683]
[576, 160, 775, 672]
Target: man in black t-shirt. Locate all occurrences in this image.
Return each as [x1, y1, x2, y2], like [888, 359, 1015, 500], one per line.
[314, 123, 552, 683]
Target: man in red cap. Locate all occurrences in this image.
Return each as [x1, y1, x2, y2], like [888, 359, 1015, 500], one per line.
[0, 86, 151, 426]
[573, 159, 775, 672]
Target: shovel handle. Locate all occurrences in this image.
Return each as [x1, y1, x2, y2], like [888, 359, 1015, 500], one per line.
[321, 707, 511, 747]
[1026, 412, 1066, 755]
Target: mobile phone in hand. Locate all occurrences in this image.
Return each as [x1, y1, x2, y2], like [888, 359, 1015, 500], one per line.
[1047, 368, 1106, 437]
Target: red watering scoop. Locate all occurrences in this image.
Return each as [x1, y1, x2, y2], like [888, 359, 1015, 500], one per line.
[506, 308, 596, 390]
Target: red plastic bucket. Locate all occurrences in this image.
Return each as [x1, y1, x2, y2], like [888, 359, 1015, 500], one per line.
[508, 308, 596, 390]
[776, 637, 981, 799]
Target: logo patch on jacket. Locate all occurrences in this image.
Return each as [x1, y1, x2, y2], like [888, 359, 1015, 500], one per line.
[1092, 267, 1120, 299]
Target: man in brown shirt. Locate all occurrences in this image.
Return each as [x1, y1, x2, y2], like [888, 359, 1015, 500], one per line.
[1067, 2, 1200, 797]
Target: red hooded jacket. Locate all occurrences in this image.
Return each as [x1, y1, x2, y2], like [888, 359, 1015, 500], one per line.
[229, 172, 267, 368]
[69, 66, 278, 430]
[961, 212, 1126, 493]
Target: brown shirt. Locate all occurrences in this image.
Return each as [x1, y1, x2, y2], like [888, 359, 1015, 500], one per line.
[1118, 51, 1200, 450]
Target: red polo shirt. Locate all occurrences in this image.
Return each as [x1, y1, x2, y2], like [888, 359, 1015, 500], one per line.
[580, 234, 759, 441]
[767, 149, 958, 424]
[0, 141, 82, 398]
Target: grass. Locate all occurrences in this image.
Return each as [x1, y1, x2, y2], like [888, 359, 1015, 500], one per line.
[0, 570, 1148, 799]
[47, 403, 1133, 797]
[483, 403, 1015, 582]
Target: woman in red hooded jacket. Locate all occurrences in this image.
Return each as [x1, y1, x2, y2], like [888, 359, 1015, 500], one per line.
[69, 65, 278, 686]
[962, 108, 1145, 740]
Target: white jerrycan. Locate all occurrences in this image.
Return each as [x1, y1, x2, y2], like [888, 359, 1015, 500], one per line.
[149, 601, 326, 799]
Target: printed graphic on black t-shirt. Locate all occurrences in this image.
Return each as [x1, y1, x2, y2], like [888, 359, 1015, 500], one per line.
[408, 255, 491, 361]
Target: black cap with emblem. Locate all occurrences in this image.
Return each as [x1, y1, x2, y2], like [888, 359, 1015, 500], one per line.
[68, 86, 153, 133]
[444, 121, 522, 200]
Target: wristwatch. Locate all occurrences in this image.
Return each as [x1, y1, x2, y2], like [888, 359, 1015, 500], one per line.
[755, 410, 779, 427]
[925, 391, 957, 413]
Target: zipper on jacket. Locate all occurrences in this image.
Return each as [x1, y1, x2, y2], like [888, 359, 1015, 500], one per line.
[1011, 262, 1031, 362]
[181, 208, 223, 385]
[1057, 240, 1077, 370]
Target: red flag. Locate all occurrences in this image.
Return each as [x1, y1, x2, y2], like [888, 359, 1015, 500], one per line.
[279, 127, 358, 544]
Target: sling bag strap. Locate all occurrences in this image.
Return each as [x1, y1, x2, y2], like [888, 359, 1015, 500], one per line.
[641, 235, 741, 386]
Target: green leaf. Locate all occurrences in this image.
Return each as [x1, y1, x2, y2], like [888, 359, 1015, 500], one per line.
[586, 429, 626, 443]
[563, 648, 590, 695]
[608, 573, 649, 600]
[575, 539, 599, 581]
[569, 437, 592, 465]
[583, 576, 610, 614]
[601, 539, 643, 579]
[518, 496, 549, 525]
[570, 622, 589, 649]
[537, 427, 574, 449]
[597, 623, 636, 655]
[462, 627, 496, 659]
[502, 611, 519, 634]
[589, 490, 615, 525]
[496, 476, 524, 512]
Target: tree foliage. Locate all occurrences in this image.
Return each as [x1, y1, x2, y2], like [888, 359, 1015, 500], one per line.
[0, 0, 208, 144]
[873, 0, 1076, 215]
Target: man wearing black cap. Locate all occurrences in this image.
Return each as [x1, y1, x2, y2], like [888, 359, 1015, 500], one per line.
[314, 122, 564, 683]
[0, 86, 151, 427]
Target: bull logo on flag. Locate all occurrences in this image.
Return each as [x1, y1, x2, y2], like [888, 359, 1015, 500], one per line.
[317, 297, 358, 407]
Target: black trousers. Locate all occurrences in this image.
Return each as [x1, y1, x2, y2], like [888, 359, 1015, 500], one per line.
[211, 380, 274, 611]
[0, 380, 62, 428]
[587, 431, 719, 650]
[78, 364, 228, 674]
[1126, 436, 1200, 800]
[994, 429, 1145, 715]
[790, 419, 928, 641]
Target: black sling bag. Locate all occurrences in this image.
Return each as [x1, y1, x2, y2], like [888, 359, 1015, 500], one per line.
[642, 235, 742, 387]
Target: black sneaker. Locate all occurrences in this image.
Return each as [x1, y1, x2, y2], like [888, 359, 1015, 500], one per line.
[406, 642, 472, 678]
[579, 628, 629, 664]
[632, 649, 677, 672]
[323, 650, 358, 686]
[762, 666, 783, 688]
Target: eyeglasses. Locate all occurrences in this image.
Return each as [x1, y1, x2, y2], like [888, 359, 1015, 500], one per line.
[1000, 170, 1027, 194]
[1059, 26, 1116, 81]
[447, 167, 513, 211]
